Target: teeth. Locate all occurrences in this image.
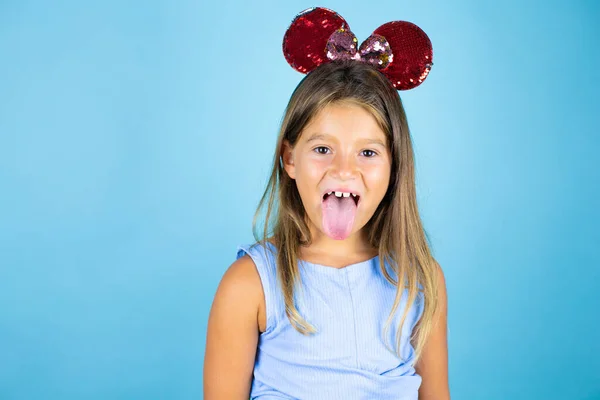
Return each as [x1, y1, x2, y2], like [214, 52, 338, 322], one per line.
[332, 191, 356, 198]
[327, 192, 358, 198]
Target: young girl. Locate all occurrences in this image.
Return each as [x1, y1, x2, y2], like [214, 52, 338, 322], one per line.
[204, 7, 449, 400]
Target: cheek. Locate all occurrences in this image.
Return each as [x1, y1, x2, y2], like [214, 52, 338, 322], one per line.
[298, 156, 328, 180]
[364, 164, 391, 194]
[363, 157, 390, 176]
[366, 166, 390, 180]
[294, 158, 327, 202]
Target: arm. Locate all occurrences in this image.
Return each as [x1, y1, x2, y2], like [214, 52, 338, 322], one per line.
[203, 255, 262, 399]
[414, 264, 450, 400]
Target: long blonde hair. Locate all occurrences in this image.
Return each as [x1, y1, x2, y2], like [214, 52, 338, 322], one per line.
[251, 59, 441, 364]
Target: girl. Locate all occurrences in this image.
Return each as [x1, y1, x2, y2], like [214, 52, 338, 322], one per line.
[204, 7, 449, 400]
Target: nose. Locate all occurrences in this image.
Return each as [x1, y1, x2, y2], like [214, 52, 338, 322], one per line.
[332, 152, 357, 180]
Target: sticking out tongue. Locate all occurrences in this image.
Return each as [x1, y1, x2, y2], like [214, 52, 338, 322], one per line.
[321, 194, 357, 240]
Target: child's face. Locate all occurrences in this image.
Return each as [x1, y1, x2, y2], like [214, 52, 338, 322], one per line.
[283, 102, 392, 241]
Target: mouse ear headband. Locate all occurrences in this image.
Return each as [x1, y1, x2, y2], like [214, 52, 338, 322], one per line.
[282, 7, 433, 90]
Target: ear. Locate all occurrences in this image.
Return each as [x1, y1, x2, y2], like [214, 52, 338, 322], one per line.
[281, 139, 296, 180]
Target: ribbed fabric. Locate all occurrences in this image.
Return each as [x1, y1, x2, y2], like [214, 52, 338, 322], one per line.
[236, 241, 425, 400]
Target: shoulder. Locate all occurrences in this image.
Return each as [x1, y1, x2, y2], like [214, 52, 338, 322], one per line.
[222, 253, 268, 333]
[217, 254, 264, 316]
[414, 259, 450, 399]
[203, 256, 263, 398]
[424, 260, 447, 319]
[433, 260, 448, 311]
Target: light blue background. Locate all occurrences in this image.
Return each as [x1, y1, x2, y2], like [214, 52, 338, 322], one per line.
[1, 0, 598, 399]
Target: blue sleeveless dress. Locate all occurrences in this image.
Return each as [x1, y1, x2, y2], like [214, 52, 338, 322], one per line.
[236, 241, 425, 400]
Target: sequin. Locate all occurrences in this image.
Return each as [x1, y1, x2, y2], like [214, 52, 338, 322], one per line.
[282, 7, 433, 91]
[373, 21, 433, 90]
[358, 34, 393, 69]
[283, 7, 348, 74]
[326, 27, 360, 62]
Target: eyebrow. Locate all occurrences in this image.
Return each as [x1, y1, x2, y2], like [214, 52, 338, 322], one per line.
[305, 133, 387, 148]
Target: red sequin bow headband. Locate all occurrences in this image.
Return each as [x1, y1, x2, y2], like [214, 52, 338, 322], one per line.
[282, 7, 433, 90]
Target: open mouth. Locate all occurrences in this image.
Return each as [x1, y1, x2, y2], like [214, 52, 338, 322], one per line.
[322, 192, 360, 206]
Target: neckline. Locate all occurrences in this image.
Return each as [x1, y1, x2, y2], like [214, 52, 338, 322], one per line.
[263, 240, 379, 273]
[300, 255, 379, 272]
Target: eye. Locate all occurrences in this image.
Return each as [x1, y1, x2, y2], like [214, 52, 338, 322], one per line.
[314, 146, 330, 155]
[313, 147, 378, 157]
